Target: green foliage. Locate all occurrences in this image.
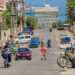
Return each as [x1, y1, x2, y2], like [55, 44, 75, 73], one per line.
[52, 21, 62, 28]
[52, 23, 57, 28]
[1, 3, 11, 27]
[66, 0, 75, 25]
[64, 19, 72, 24]
[57, 21, 62, 25]
[26, 17, 37, 27]
[67, 0, 75, 8]
[5, 25, 11, 30]
[17, 16, 20, 25]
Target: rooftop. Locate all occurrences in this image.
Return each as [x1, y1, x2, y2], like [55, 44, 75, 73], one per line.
[34, 5, 59, 12]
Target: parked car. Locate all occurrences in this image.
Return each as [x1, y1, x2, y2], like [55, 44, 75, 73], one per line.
[15, 35, 31, 44]
[30, 37, 40, 48]
[15, 48, 32, 60]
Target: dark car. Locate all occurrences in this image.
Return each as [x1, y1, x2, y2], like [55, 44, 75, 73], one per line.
[15, 48, 32, 60]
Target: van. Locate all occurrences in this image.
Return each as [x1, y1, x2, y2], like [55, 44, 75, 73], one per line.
[15, 35, 31, 43]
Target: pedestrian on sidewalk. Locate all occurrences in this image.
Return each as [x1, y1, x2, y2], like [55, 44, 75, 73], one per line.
[41, 44, 46, 60]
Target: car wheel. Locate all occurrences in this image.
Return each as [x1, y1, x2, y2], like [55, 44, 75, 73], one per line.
[72, 62, 75, 68]
[28, 56, 31, 60]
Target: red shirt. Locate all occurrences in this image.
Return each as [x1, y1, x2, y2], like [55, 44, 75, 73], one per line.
[41, 46, 46, 53]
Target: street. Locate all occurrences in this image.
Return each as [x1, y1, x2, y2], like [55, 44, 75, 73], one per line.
[0, 29, 62, 75]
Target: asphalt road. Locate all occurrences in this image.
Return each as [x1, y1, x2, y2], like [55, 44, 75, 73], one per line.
[0, 29, 62, 75]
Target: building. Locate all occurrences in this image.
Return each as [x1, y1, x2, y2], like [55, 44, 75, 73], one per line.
[34, 5, 59, 28]
[0, 0, 8, 16]
[26, 7, 35, 18]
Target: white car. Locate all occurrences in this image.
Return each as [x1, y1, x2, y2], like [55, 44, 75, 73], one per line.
[14, 35, 31, 43]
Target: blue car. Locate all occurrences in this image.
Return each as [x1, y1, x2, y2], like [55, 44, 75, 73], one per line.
[30, 37, 40, 48]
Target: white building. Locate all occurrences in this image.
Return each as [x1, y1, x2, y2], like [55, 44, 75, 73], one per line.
[34, 5, 59, 28]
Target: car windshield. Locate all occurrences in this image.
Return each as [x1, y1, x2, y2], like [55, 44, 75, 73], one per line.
[31, 40, 36, 43]
[20, 37, 24, 39]
[25, 36, 30, 38]
[18, 48, 29, 52]
[31, 38, 38, 40]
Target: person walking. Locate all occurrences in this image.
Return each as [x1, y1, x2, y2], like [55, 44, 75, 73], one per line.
[47, 39, 51, 48]
[41, 39, 44, 47]
[41, 44, 46, 60]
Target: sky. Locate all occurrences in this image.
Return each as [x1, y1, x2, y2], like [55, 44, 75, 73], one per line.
[25, 0, 67, 22]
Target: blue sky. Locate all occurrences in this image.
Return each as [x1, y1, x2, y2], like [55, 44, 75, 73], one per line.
[25, 0, 67, 22]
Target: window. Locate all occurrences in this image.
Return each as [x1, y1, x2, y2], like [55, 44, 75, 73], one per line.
[18, 48, 29, 52]
[20, 37, 24, 39]
[25, 36, 30, 38]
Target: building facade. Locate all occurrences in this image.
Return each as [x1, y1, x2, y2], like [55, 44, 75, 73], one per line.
[34, 5, 59, 28]
[0, 0, 8, 16]
[26, 7, 35, 18]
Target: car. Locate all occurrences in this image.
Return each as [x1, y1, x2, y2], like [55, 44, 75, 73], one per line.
[30, 37, 40, 48]
[15, 35, 31, 44]
[15, 48, 32, 60]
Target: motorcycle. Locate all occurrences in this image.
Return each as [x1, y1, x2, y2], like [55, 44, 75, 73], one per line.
[49, 28, 52, 32]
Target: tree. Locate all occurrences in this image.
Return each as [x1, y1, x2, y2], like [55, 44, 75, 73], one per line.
[52, 23, 57, 28]
[52, 21, 62, 28]
[1, 3, 20, 30]
[66, 0, 75, 25]
[26, 17, 37, 27]
[57, 21, 62, 25]
[1, 3, 11, 29]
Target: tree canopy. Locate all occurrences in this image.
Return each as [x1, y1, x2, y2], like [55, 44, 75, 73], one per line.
[26, 17, 37, 27]
[66, 0, 75, 25]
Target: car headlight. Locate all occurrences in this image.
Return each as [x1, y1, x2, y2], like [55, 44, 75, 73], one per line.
[17, 54, 21, 56]
[26, 54, 30, 56]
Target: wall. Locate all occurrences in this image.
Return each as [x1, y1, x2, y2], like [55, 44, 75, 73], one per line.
[1, 29, 10, 45]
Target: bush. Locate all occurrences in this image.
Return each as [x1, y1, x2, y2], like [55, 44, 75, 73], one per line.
[52, 23, 56, 28]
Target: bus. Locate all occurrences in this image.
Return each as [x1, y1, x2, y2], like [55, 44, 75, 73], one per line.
[57, 24, 69, 30]
[57, 25, 64, 30]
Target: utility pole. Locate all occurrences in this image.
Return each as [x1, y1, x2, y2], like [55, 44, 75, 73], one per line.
[22, 0, 26, 28]
[10, 0, 17, 35]
[30, 0, 32, 26]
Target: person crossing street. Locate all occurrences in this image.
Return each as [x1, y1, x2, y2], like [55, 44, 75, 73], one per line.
[41, 44, 46, 60]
